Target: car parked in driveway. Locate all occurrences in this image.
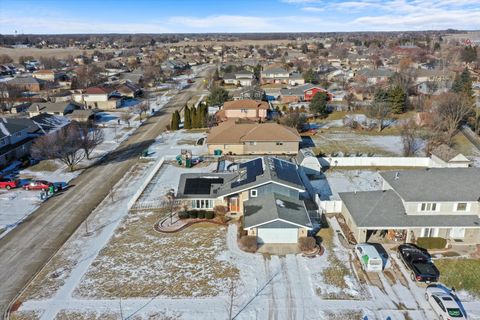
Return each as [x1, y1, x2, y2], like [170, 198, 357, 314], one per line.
[425, 284, 467, 319]
[397, 243, 439, 282]
[0, 178, 19, 190]
[22, 180, 53, 191]
[354, 243, 385, 272]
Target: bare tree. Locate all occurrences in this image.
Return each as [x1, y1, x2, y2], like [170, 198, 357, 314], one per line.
[75, 121, 104, 160]
[120, 110, 132, 128]
[0, 83, 23, 113]
[136, 102, 149, 121]
[367, 101, 391, 132]
[400, 119, 422, 156]
[31, 125, 85, 171]
[279, 111, 307, 132]
[433, 93, 474, 146]
[0, 54, 13, 64]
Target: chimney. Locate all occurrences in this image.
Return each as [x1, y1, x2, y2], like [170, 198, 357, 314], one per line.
[36, 105, 40, 113]
[394, 172, 400, 180]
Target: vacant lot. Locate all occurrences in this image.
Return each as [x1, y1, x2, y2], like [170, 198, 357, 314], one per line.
[435, 258, 480, 297]
[0, 47, 114, 61]
[75, 211, 238, 298]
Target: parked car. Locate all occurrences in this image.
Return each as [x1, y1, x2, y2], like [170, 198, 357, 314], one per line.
[425, 284, 467, 319]
[397, 243, 439, 282]
[355, 243, 384, 272]
[22, 180, 53, 191]
[0, 178, 19, 190]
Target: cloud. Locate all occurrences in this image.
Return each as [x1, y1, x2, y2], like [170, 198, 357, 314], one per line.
[168, 15, 274, 32]
[301, 6, 325, 12]
[281, 0, 321, 3]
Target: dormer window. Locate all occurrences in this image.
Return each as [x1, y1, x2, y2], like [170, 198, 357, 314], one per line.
[419, 202, 439, 212]
[455, 202, 469, 212]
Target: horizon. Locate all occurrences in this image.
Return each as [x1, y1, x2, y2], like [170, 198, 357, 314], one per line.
[1, 0, 480, 35]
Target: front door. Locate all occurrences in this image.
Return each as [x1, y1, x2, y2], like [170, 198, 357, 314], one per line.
[229, 197, 240, 212]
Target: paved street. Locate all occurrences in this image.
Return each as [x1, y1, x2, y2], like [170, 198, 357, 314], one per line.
[0, 66, 214, 317]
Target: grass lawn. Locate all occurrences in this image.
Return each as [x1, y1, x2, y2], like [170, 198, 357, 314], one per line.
[75, 211, 238, 298]
[435, 259, 480, 297]
[451, 132, 480, 156]
[27, 160, 59, 172]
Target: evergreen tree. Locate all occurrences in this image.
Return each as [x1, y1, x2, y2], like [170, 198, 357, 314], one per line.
[170, 110, 180, 130]
[388, 85, 407, 114]
[452, 68, 473, 99]
[184, 106, 191, 129]
[309, 91, 329, 115]
[461, 45, 477, 63]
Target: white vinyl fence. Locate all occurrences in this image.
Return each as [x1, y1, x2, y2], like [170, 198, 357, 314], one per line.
[319, 156, 432, 168]
[127, 157, 165, 210]
[315, 194, 343, 214]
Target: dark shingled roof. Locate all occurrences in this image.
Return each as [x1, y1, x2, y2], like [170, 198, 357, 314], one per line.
[380, 168, 480, 202]
[244, 193, 312, 229]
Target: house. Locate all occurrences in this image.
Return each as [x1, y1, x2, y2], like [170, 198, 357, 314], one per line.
[207, 120, 301, 155]
[216, 100, 269, 122]
[261, 67, 290, 84]
[223, 71, 255, 87]
[7, 77, 41, 92]
[0, 117, 40, 168]
[175, 157, 312, 244]
[28, 101, 84, 117]
[232, 86, 266, 101]
[32, 70, 56, 82]
[74, 87, 121, 110]
[356, 68, 394, 85]
[338, 168, 480, 245]
[280, 84, 332, 104]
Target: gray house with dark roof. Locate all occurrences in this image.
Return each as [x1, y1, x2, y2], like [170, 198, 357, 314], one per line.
[176, 157, 312, 244]
[339, 168, 480, 245]
[0, 117, 41, 168]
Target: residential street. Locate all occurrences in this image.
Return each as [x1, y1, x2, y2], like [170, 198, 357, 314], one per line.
[0, 66, 214, 317]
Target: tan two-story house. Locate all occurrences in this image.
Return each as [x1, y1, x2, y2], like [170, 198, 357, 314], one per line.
[339, 168, 480, 246]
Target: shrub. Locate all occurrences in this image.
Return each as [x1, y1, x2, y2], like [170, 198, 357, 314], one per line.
[178, 211, 189, 219]
[205, 211, 214, 219]
[214, 205, 228, 223]
[299, 236, 316, 252]
[197, 211, 205, 219]
[188, 211, 198, 219]
[417, 237, 447, 250]
[240, 236, 257, 253]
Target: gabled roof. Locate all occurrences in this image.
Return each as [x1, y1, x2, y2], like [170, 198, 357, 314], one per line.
[223, 100, 269, 110]
[207, 120, 300, 144]
[380, 168, 480, 202]
[280, 84, 325, 96]
[339, 190, 480, 228]
[244, 193, 312, 229]
[0, 117, 39, 139]
[430, 144, 469, 163]
[85, 87, 109, 95]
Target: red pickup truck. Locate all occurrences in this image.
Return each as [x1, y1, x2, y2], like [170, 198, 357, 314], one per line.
[0, 178, 19, 190]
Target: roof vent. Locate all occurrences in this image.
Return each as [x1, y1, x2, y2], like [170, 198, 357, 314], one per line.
[276, 199, 285, 207]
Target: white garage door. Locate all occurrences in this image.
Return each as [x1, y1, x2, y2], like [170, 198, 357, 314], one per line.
[257, 228, 298, 244]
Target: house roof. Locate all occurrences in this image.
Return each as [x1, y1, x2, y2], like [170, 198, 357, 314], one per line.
[357, 68, 394, 78]
[380, 168, 480, 202]
[223, 100, 269, 111]
[176, 157, 305, 199]
[8, 76, 40, 85]
[339, 190, 480, 229]
[207, 120, 301, 144]
[244, 193, 312, 229]
[85, 87, 109, 95]
[430, 144, 468, 163]
[280, 84, 324, 97]
[0, 117, 40, 139]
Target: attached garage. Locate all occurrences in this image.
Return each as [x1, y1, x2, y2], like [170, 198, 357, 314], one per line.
[257, 228, 298, 244]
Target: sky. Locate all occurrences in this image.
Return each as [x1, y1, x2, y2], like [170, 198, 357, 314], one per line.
[0, 0, 479, 34]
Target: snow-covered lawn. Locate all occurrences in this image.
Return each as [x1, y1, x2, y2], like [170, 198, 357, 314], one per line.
[311, 129, 425, 156]
[311, 169, 383, 200]
[76, 214, 238, 298]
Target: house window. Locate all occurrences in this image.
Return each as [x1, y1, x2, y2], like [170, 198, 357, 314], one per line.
[15, 132, 22, 137]
[276, 142, 283, 146]
[250, 189, 258, 197]
[241, 108, 247, 113]
[421, 228, 439, 237]
[455, 203, 469, 212]
[419, 202, 439, 212]
[192, 199, 213, 209]
[249, 142, 256, 146]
